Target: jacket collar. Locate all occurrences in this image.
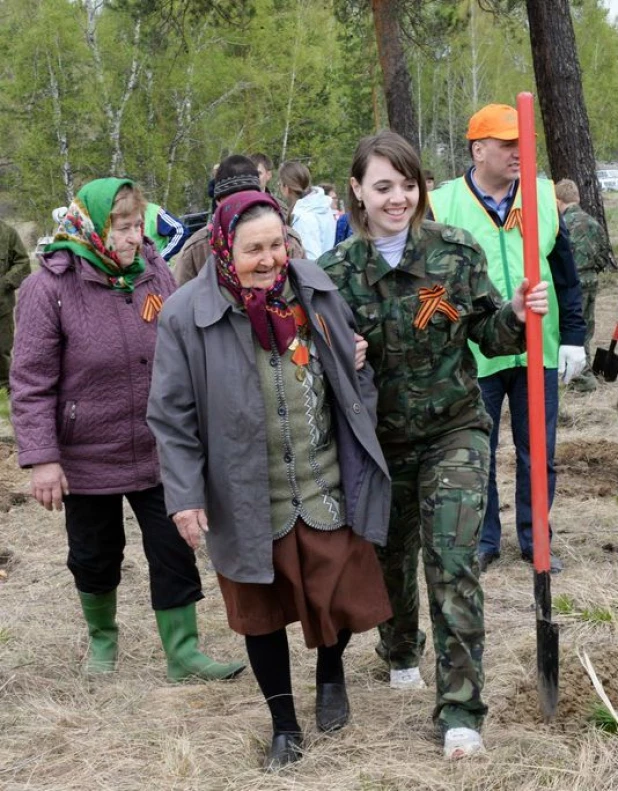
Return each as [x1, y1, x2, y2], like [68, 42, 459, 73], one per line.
[366, 235, 426, 286]
[41, 247, 156, 288]
[193, 257, 337, 328]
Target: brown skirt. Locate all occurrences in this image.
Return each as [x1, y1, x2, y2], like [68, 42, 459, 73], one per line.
[217, 519, 392, 649]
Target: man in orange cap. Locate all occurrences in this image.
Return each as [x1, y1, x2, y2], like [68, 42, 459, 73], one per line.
[430, 103, 586, 575]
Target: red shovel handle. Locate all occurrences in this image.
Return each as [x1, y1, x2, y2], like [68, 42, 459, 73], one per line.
[518, 92, 551, 575]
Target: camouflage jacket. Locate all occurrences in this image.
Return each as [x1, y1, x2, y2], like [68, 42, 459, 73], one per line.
[0, 220, 30, 317]
[562, 204, 611, 286]
[318, 221, 526, 445]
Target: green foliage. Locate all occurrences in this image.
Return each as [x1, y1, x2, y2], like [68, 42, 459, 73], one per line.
[573, 0, 618, 162]
[1, 0, 618, 228]
[552, 593, 614, 624]
[580, 606, 614, 624]
[111, 0, 253, 29]
[0, 389, 9, 421]
[553, 594, 576, 615]
[589, 703, 618, 734]
[0, 628, 11, 645]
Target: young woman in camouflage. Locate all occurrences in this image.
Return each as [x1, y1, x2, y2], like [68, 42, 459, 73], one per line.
[318, 131, 549, 759]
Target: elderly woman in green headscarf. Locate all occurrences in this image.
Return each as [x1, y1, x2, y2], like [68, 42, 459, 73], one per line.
[10, 177, 245, 681]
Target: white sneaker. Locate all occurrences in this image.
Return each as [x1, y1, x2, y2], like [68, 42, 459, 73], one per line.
[443, 727, 484, 760]
[389, 666, 427, 689]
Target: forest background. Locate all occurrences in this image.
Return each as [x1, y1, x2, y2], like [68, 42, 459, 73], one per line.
[1, 0, 618, 233]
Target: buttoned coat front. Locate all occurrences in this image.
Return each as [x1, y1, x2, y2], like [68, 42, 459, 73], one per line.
[147, 259, 391, 584]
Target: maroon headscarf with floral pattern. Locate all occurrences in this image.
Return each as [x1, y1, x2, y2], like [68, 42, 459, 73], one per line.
[209, 191, 296, 354]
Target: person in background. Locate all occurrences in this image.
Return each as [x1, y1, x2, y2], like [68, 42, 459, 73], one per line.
[52, 206, 68, 225]
[0, 218, 30, 392]
[249, 153, 276, 193]
[147, 191, 392, 771]
[279, 161, 336, 260]
[206, 163, 220, 215]
[423, 170, 435, 191]
[319, 130, 549, 760]
[174, 155, 304, 286]
[10, 177, 245, 683]
[555, 178, 612, 392]
[144, 202, 188, 262]
[319, 183, 342, 219]
[429, 104, 586, 575]
[335, 211, 354, 245]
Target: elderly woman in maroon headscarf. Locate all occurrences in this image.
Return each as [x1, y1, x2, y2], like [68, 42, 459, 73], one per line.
[147, 191, 392, 771]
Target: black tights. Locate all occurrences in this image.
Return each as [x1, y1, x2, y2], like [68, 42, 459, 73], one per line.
[245, 628, 351, 734]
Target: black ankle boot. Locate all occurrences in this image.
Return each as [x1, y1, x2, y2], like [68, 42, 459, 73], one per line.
[263, 732, 303, 771]
[316, 682, 350, 732]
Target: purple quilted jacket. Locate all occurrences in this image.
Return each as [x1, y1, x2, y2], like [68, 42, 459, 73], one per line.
[10, 241, 176, 494]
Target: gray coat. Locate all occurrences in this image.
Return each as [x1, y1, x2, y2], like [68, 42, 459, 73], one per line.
[147, 259, 391, 584]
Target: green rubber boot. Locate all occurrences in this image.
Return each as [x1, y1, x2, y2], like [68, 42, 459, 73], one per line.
[78, 590, 119, 673]
[155, 603, 246, 682]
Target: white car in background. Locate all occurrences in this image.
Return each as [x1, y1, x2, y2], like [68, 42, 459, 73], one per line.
[597, 169, 618, 191]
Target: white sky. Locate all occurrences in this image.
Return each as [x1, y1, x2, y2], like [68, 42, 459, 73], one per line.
[603, 0, 618, 20]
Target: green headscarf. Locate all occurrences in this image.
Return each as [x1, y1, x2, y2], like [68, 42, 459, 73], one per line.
[46, 177, 146, 292]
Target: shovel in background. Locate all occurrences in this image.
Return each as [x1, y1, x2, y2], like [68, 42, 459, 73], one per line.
[593, 322, 618, 382]
[517, 92, 559, 723]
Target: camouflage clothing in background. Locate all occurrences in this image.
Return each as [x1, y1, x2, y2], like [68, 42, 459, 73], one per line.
[319, 222, 525, 732]
[562, 203, 611, 390]
[0, 220, 30, 389]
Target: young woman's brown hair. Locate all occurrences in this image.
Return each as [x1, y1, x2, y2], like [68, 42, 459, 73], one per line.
[348, 131, 427, 239]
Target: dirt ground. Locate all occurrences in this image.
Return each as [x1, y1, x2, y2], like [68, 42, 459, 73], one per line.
[1, 278, 618, 790]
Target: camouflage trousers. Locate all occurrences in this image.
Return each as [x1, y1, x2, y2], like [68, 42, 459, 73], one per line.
[377, 428, 489, 732]
[571, 280, 598, 390]
[0, 312, 14, 390]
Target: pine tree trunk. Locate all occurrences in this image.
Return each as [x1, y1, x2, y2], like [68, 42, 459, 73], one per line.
[526, 0, 610, 241]
[370, 0, 418, 149]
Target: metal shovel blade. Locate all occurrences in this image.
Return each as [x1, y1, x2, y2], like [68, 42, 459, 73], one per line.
[535, 570, 559, 722]
[593, 323, 618, 381]
[593, 346, 618, 382]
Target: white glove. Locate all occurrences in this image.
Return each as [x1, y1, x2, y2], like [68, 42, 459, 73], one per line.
[558, 345, 586, 384]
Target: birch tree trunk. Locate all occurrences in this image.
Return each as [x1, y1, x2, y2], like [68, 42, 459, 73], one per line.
[164, 62, 194, 206]
[469, 0, 479, 109]
[83, 0, 142, 175]
[416, 55, 422, 150]
[47, 53, 74, 202]
[164, 81, 250, 204]
[446, 58, 456, 177]
[109, 18, 142, 174]
[370, 0, 418, 149]
[280, 0, 304, 164]
[143, 66, 157, 194]
[280, 63, 297, 164]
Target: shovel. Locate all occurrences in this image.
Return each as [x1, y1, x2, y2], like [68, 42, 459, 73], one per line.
[593, 322, 618, 382]
[517, 92, 559, 722]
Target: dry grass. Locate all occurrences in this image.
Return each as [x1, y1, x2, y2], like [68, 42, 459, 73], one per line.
[2, 283, 618, 791]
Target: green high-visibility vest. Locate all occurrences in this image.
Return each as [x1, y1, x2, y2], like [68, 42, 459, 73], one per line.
[429, 176, 560, 376]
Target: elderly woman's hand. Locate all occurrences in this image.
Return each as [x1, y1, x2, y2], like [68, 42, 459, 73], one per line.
[173, 508, 209, 550]
[31, 463, 69, 511]
[512, 279, 550, 323]
[354, 333, 368, 371]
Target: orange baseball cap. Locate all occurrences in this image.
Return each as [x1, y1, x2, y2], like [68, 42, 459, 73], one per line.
[466, 104, 519, 141]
